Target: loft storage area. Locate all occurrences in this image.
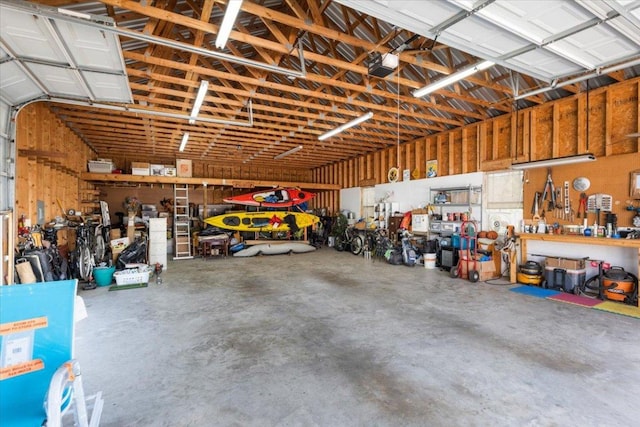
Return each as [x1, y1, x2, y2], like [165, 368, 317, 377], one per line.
[1, 1, 639, 426]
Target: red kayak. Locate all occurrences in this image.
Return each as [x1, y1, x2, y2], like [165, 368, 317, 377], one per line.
[223, 187, 316, 207]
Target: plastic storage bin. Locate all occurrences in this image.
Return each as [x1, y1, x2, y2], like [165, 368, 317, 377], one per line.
[544, 267, 586, 293]
[114, 266, 152, 285]
[88, 160, 113, 173]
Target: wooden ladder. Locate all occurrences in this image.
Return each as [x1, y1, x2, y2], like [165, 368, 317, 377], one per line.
[173, 184, 193, 259]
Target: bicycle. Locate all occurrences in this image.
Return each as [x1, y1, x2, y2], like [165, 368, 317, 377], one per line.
[73, 221, 108, 284]
[334, 225, 364, 255]
[362, 227, 394, 261]
[73, 223, 95, 282]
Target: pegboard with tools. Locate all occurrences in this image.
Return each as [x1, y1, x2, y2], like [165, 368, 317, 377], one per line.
[522, 152, 637, 229]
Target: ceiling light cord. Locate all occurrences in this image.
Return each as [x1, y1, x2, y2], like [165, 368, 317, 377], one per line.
[397, 70, 400, 169]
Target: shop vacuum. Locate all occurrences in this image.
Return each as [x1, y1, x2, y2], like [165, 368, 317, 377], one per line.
[603, 267, 638, 305]
[517, 261, 544, 285]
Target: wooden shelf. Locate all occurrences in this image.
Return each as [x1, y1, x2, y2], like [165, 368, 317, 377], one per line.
[81, 173, 340, 191]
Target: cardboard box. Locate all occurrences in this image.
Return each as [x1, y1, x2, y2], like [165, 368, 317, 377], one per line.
[132, 168, 149, 176]
[110, 229, 121, 240]
[176, 159, 192, 177]
[545, 256, 586, 270]
[412, 214, 429, 232]
[112, 247, 124, 263]
[131, 162, 150, 176]
[459, 258, 497, 281]
[110, 237, 129, 251]
[150, 164, 164, 176]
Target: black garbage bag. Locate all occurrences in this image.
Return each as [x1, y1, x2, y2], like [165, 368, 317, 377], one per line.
[386, 249, 403, 265]
[282, 214, 300, 233]
[116, 239, 147, 270]
[22, 249, 54, 282]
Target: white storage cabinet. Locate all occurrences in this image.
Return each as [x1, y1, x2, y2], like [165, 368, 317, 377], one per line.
[148, 217, 168, 270]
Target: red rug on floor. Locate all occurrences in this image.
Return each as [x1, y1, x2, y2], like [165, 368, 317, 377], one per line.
[547, 293, 602, 307]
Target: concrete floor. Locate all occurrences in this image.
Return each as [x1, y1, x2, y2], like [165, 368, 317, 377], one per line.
[75, 249, 640, 427]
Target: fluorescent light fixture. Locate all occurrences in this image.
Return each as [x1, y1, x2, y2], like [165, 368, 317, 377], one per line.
[511, 153, 596, 170]
[179, 132, 189, 152]
[274, 145, 303, 160]
[413, 60, 494, 98]
[189, 80, 209, 124]
[215, 0, 243, 49]
[318, 111, 374, 141]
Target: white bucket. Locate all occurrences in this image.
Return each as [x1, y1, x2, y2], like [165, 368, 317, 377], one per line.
[424, 253, 437, 269]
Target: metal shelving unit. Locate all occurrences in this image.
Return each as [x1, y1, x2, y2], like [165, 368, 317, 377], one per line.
[429, 185, 482, 237]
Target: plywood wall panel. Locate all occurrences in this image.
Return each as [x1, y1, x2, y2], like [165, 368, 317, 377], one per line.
[607, 83, 639, 154]
[494, 116, 511, 160]
[461, 128, 469, 174]
[558, 100, 579, 157]
[404, 142, 413, 176]
[448, 133, 457, 176]
[483, 121, 494, 164]
[471, 125, 481, 172]
[437, 135, 447, 176]
[521, 111, 530, 161]
[585, 91, 606, 156]
[534, 106, 553, 160]
[522, 152, 640, 227]
[414, 138, 425, 178]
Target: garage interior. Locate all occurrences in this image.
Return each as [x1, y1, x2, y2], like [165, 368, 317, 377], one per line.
[1, 0, 640, 425]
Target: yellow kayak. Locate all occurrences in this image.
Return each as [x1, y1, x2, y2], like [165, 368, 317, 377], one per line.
[204, 211, 319, 232]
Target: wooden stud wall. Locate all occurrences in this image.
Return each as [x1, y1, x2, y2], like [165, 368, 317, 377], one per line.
[312, 78, 639, 215]
[15, 104, 320, 227]
[15, 103, 94, 225]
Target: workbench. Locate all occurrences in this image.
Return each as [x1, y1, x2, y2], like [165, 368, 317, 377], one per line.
[518, 234, 640, 278]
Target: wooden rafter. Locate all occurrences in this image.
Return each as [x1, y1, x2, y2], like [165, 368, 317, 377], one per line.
[25, 0, 623, 170]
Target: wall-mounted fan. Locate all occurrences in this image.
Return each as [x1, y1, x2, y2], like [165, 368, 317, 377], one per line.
[488, 213, 510, 236]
